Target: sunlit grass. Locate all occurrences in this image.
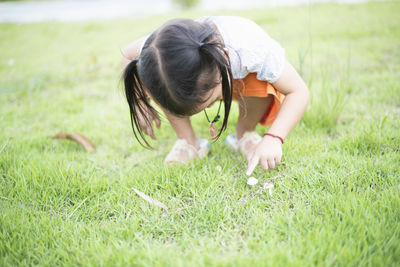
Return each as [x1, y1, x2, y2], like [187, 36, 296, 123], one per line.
[1, 1, 400, 266]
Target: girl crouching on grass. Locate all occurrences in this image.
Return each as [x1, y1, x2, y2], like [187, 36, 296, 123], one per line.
[121, 16, 310, 176]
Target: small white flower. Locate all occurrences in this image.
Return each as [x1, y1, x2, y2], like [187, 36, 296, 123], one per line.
[247, 177, 258, 186]
[263, 183, 274, 196]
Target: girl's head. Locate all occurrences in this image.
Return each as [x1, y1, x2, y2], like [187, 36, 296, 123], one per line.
[123, 18, 233, 147]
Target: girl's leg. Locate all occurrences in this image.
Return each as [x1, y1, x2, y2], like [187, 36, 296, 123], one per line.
[236, 96, 273, 153]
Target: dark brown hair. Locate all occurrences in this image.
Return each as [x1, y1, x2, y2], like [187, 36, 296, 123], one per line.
[123, 18, 233, 148]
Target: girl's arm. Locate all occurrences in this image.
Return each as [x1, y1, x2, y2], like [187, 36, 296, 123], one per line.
[121, 36, 148, 70]
[267, 60, 310, 139]
[246, 60, 310, 176]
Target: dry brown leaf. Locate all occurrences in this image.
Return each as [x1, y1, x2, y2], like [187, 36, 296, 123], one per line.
[132, 187, 168, 210]
[53, 131, 96, 152]
[53, 131, 68, 139]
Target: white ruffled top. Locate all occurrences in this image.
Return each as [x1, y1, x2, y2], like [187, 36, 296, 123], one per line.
[140, 16, 286, 83]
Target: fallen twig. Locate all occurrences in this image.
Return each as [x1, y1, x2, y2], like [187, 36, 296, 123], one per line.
[132, 187, 168, 210]
[67, 197, 88, 219]
[0, 138, 12, 154]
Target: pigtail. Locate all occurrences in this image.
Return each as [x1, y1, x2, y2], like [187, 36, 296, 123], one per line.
[199, 43, 233, 139]
[123, 58, 157, 148]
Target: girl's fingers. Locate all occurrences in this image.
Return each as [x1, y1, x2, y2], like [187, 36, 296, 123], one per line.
[151, 111, 161, 129]
[267, 158, 275, 169]
[147, 126, 156, 140]
[246, 154, 259, 176]
[155, 115, 161, 129]
[260, 159, 269, 170]
[142, 125, 149, 136]
[246, 150, 254, 163]
[275, 156, 281, 166]
[141, 123, 155, 140]
[138, 116, 158, 140]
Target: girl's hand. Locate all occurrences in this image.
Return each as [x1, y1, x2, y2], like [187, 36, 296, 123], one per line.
[246, 135, 282, 176]
[137, 104, 161, 140]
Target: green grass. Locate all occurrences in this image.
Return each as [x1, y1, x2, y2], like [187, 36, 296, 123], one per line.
[1, 2, 400, 266]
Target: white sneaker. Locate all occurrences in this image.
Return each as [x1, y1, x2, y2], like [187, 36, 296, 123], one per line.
[238, 131, 262, 156]
[224, 133, 239, 151]
[164, 138, 210, 165]
[225, 131, 262, 156]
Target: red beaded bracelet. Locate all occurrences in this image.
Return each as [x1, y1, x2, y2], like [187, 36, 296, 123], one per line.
[264, 132, 284, 144]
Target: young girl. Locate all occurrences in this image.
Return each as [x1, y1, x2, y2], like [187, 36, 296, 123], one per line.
[121, 16, 309, 176]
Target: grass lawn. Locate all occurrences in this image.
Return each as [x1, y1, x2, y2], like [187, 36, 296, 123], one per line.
[1, 1, 399, 266]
